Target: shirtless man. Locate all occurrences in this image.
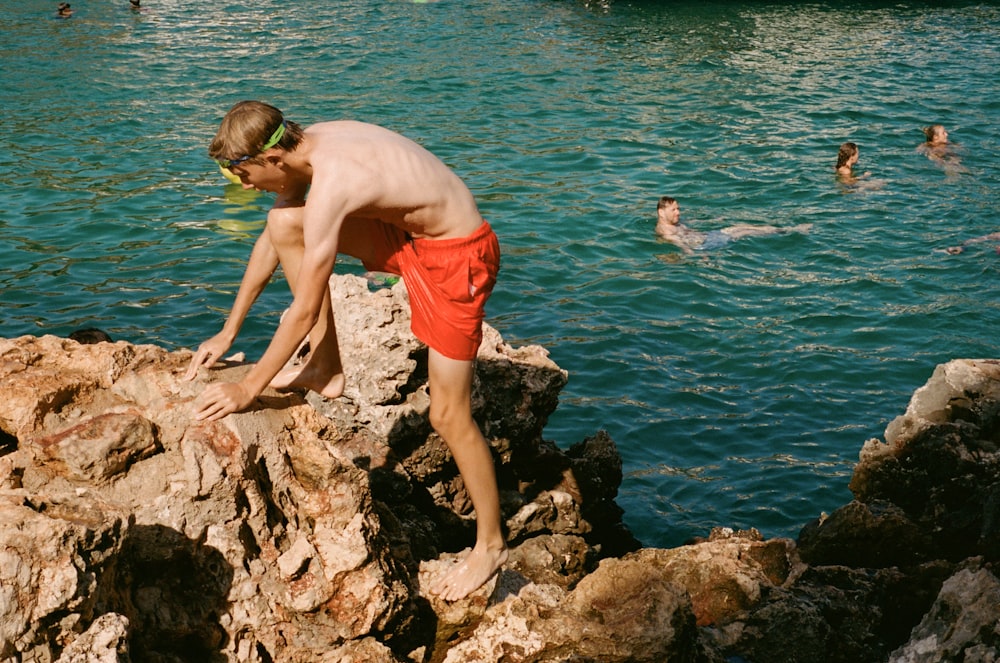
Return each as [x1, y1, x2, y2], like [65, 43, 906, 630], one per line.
[655, 196, 810, 254]
[183, 100, 507, 601]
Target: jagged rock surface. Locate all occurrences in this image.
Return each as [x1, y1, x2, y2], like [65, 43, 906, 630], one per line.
[0, 274, 637, 662]
[1, 274, 997, 662]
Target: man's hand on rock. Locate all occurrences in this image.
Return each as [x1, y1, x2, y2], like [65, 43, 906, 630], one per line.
[184, 333, 235, 381]
[194, 382, 255, 421]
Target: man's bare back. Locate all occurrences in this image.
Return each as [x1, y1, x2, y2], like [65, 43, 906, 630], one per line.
[301, 121, 483, 240]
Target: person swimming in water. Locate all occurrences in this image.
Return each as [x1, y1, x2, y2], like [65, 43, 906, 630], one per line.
[835, 141, 886, 191]
[836, 142, 862, 183]
[918, 124, 965, 176]
[944, 231, 1000, 255]
[918, 124, 950, 160]
[655, 196, 810, 255]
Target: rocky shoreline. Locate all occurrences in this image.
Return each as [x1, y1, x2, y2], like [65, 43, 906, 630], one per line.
[1, 273, 997, 662]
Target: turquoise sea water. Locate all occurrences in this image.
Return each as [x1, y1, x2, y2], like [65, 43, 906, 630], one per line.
[2, 0, 998, 549]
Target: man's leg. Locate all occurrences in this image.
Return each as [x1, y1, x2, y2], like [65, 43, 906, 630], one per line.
[425, 348, 508, 601]
[265, 210, 345, 399]
[721, 224, 783, 239]
[724, 223, 813, 240]
[266, 216, 387, 397]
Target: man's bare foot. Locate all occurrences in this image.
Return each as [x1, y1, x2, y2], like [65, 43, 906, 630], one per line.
[430, 544, 508, 602]
[269, 364, 346, 399]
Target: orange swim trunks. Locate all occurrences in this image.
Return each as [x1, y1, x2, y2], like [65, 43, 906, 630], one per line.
[362, 220, 500, 361]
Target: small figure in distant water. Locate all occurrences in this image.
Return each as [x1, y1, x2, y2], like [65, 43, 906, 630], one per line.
[69, 328, 113, 344]
[57, 2, 73, 17]
[129, 0, 141, 10]
[655, 196, 811, 255]
[944, 232, 1000, 255]
[835, 141, 885, 191]
[835, 142, 861, 183]
[917, 124, 964, 176]
[918, 124, 949, 159]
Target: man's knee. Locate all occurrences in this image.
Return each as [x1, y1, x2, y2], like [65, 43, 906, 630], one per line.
[428, 399, 453, 435]
[266, 210, 306, 247]
[428, 399, 475, 439]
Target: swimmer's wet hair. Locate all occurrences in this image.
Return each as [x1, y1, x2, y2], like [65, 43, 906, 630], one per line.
[836, 142, 858, 169]
[209, 100, 305, 166]
[923, 124, 945, 142]
[69, 328, 113, 344]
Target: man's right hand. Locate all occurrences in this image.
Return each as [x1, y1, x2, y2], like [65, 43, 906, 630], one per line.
[183, 333, 234, 381]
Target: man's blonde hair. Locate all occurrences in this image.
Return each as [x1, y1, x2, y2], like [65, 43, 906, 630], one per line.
[209, 100, 304, 164]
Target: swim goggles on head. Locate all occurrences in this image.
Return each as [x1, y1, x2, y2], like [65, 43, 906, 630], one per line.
[215, 120, 287, 169]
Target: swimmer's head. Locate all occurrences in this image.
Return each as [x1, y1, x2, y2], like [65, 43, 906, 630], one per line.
[836, 142, 858, 169]
[209, 100, 305, 169]
[657, 195, 680, 225]
[657, 195, 677, 211]
[69, 328, 113, 344]
[923, 124, 948, 145]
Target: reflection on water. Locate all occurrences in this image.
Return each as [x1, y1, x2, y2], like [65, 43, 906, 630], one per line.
[1, 0, 998, 548]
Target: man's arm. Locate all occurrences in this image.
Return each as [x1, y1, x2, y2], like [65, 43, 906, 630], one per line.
[184, 228, 280, 380]
[244, 247, 335, 389]
[192, 182, 351, 421]
[669, 226, 701, 255]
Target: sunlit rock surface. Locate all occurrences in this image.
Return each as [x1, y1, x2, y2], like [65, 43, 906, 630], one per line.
[1, 274, 997, 662]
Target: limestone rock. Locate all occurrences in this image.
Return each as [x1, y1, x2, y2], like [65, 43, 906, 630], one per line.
[4, 278, 999, 662]
[55, 613, 130, 663]
[434, 557, 716, 663]
[794, 359, 1000, 570]
[626, 528, 795, 627]
[0, 273, 636, 662]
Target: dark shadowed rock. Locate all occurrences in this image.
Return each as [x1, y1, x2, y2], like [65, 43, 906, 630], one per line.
[887, 561, 1000, 663]
[847, 359, 1000, 563]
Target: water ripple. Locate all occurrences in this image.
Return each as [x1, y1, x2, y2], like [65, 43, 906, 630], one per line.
[1, 0, 998, 548]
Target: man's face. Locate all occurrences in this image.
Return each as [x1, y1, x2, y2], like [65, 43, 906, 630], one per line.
[229, 158, 283, 193]
[659, 202, 680, 225]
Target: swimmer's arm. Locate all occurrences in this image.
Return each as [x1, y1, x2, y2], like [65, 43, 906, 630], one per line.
[660, 235, 695, 255]
[184, 229, 279, 380]
[965, 232, 1000, 245]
